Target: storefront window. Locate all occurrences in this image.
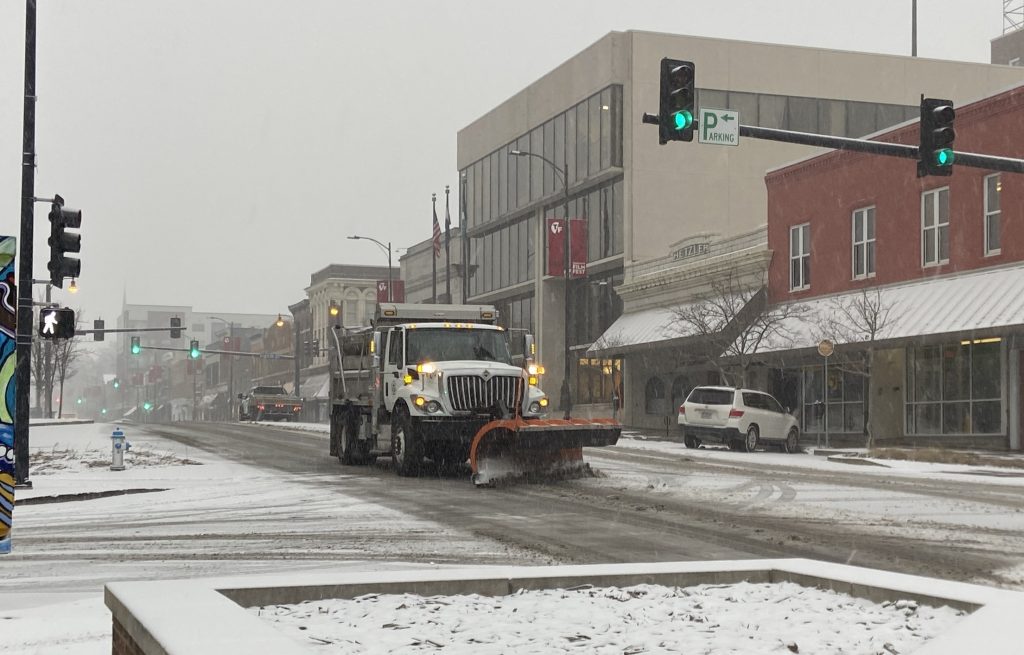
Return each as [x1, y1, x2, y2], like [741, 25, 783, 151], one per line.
[575, 358, 622, 406]
[800, 365, 863, 433]
[906, 340, 1002, 435]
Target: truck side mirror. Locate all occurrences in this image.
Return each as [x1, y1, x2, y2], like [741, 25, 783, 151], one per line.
[524, 334, 536, 363]
[372, 354, 381, 370]
[237, 393, 243, 400]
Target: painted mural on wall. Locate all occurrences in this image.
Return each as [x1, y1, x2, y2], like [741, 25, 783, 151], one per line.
[0, 236, 15, 554]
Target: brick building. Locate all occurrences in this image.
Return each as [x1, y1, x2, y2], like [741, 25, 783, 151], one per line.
[761, 83, 1024, 450]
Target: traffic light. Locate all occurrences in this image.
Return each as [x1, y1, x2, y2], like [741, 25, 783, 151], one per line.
[143, 401, 153, 411]
[131, 336, 141, 355]
[918, 97, 956, 177]
[659, 58, 696, 144]
[312, 338, 320, 356]
[303, 340, 310, 358]
[329, 301, 340, 324]
[38, 307, 76, 339]
[170, 316, 182, 339]
[93, 318, 105, 342]
[47, 194, 82, 288]
[189, 340, 201, 359]
[112, 378, 120, 389]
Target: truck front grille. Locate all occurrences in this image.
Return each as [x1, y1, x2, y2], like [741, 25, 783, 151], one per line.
[447, 375, 523, 412]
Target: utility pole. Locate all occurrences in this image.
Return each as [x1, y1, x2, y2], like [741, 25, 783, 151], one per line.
[14, 0, 38, 487]
[912, 0, 917, 57]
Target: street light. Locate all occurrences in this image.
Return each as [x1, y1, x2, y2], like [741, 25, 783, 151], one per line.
[273, 313, 300, 402]
[509, 148, 573, 419]
[209, 316, 235, 421]
[348, 235, 393, 301]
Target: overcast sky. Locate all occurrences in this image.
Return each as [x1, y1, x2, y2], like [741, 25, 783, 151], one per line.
[0, 1, 1009, 325]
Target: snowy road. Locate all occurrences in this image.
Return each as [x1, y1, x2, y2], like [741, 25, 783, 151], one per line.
[140, 422, 1024, 589]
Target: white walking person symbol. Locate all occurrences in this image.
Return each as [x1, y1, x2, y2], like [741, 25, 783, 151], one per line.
[43, 311, 58, 335]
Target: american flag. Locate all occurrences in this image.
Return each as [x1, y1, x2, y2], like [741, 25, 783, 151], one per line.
[432, 205, 442, 258]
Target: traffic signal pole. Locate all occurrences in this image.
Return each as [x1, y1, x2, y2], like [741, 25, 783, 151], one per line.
[14, 0, 37, 486]
[737, 124, 1024, 174]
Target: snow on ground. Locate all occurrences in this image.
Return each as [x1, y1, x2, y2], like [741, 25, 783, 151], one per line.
[0, 423, 544, 654]
[252, 580, 964, 654]
[2, 421, 1017, 653]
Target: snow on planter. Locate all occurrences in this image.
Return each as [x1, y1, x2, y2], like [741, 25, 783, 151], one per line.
[250, 580, 965, 653]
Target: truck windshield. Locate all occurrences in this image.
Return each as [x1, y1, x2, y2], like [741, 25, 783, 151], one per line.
[406, 328, 513, 365]
[252, 386, 287, 395]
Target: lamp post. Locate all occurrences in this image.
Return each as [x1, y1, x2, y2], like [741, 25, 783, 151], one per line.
[208, 316, 235, 420]
[510, 149, 573, 419]
[348, 235, 393, 301]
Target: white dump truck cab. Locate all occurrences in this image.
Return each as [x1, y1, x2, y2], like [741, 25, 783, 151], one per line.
[329, 303, 550, 476]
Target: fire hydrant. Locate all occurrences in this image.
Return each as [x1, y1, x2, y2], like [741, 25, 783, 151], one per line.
[111, 427, 130, 471]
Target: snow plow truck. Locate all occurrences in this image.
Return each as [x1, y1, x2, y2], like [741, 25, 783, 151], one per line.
[326, 302, 620, 485]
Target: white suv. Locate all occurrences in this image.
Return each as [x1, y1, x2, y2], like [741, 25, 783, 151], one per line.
[678, 386, 800, 453]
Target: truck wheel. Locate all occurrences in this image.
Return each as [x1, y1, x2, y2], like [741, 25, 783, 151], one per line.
[391, 406, 423, 477]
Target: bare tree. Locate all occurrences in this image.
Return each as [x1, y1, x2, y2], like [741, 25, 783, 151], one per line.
[53, 311, 85, 418]
[818, 288, 896, 450]
[670, 272, 803, 387]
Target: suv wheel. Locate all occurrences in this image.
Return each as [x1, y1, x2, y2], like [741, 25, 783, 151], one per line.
[683, 434, 701, 449]
[783, 427, 800, 454]
[743, 425, 759, 453]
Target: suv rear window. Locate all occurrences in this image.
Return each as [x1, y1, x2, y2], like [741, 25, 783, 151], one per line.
[687, 388, 734, 405]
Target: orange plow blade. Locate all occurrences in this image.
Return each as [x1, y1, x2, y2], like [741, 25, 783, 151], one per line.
[469, 417, 621, 486]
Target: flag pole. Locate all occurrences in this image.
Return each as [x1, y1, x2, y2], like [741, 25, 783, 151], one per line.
[444, 185, 451, 302]
[431, 193, 438, 304]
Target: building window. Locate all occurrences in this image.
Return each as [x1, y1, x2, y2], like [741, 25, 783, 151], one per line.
[921, 187, 950, 267]
[644, 376, 667, 415]
[575, 358, 622, 406]
[906, 340, 1003, 435]
[852, 206, 876, 279]
[801, 366, 864, 434]
[984, 174, 1001, 256]
[789, 223, 810, 291]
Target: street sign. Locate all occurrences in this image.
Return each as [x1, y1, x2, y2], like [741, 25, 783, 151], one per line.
[817, 339, 834, 358]
[698, 108, 739, 146]
[38, 307, 75, 339]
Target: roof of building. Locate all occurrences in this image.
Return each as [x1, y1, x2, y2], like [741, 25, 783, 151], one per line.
[309, 264, 394, 288]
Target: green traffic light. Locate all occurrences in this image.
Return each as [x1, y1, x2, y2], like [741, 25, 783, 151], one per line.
[76, 398, 83, 405]
[935, 148, 954, 166]
[113, 380, 120, 389]
[143, 401, 152, 411]
[672, 109, 693, 131]
[101, 408, 107, 415]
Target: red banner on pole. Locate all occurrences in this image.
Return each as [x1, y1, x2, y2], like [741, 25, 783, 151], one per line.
[546, 218, 587, 278]
[376, 279, 405, 303]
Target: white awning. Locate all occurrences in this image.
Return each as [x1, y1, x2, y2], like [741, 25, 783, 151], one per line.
[587, 306, 706, 356]
[588, 290, 765, 356]
[759, 263, 1024, 354]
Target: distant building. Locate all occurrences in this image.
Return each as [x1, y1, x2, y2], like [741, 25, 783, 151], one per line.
[115, 302, 278, 421]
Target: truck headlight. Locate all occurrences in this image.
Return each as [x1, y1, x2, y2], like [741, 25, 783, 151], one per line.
[413, 395, 442, 413]
[527, 364, 545, 376]
[529, 401, 542, 414]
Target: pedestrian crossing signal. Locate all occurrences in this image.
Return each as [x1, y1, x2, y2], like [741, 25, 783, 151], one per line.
[38, 307, 75, 339]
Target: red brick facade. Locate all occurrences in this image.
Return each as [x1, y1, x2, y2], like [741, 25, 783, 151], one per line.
[766, 85, 1024, 302]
